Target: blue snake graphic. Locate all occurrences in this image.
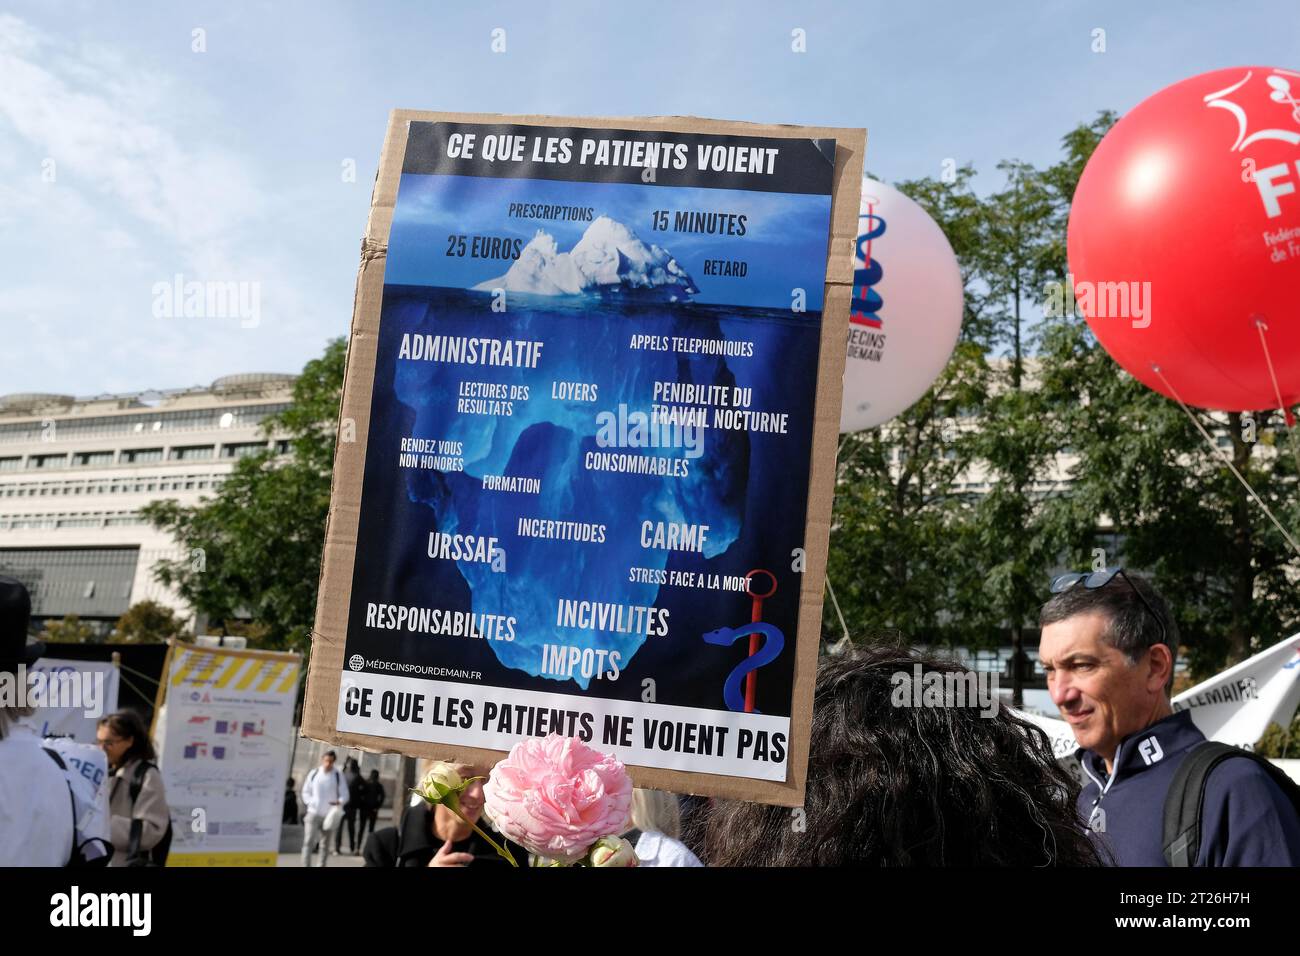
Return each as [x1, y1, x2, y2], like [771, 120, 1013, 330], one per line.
[702, 623, 785, 713]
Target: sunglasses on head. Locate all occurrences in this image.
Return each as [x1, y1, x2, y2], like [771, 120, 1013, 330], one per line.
[1048, 567, 1169, 647]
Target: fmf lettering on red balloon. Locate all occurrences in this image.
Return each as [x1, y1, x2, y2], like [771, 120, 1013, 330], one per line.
[850, 206, 885, 328]
[1205, 68, 1300, 218]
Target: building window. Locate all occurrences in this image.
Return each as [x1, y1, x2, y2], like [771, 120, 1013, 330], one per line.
[57, 517, 102, 529]
[0, 545, 140, 617]
[27, 453, 68, 470]
[121, 448, 164, 464]
[72, 451, 115, 467]
[169, 445, 215, 461]
[221, 442, 268, 459]
[0, 457, 20, 471]
[0, 402, 292, 445]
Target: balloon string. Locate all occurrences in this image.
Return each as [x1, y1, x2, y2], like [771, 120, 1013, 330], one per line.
[1150, 364, 1300, 559]
[1253, 318, 1300, 475]
[835, 431, 869, 479]
[825, 577, 851, 644]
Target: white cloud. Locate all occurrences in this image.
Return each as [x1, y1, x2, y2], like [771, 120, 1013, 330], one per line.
[0, 13, 332, 395]
[0, 15, 260, 247]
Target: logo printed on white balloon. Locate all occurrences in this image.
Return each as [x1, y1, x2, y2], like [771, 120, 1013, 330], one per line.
[850, 191, 886, 331]
[840, 177, 964, 433]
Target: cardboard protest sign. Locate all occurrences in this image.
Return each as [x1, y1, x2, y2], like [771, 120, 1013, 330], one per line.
[302, 110, 865, 805]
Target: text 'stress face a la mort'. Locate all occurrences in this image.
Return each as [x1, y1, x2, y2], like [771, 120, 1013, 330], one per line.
[338, 122, 836, 782]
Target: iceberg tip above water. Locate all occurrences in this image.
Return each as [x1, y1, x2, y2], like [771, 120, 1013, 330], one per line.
[472, 215, 699, 302]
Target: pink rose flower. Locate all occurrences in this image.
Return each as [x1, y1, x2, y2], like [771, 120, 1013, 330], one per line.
[483, 734, 633, 862]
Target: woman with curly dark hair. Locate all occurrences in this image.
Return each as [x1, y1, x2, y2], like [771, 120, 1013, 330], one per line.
[702, 647, 1105, 866]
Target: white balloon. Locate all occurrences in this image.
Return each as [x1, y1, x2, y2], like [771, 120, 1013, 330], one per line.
[839, 177, 964, 432]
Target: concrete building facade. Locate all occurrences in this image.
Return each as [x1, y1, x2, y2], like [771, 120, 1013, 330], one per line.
[0, 373, 295, 635]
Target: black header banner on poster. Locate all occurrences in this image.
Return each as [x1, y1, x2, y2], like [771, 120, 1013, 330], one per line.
[403, 121, 838, 194]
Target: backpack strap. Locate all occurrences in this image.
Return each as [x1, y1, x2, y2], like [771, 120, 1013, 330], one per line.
[43, 747, 78, 867]
[1162, 741, 1300, 866]
[127, 760, 158, 865]
[129, 759, 156, 805]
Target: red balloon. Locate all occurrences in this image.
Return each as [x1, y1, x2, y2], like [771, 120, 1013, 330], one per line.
[1068, 66, 1300, 411]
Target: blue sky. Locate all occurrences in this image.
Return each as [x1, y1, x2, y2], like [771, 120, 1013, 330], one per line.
[2, 1, 1297, 395]
[386, 173, 832, 309]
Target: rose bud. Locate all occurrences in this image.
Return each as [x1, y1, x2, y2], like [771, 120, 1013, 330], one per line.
[587, 835, 639, 868]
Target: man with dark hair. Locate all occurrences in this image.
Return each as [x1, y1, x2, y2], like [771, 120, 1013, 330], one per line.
[335, 756, 365, 854]
[301, 749, 348, 866]
[357, 769, 383, 847]
[1039, 568, 1300, 866]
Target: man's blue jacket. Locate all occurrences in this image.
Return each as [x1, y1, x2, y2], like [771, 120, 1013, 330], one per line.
[1077, 709, 1300, 866]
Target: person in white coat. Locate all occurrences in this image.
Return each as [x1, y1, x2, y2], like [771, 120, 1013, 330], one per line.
[0, 576, 75, 867]
[625, 788, 703, 867]
[301, 750, 349, 866]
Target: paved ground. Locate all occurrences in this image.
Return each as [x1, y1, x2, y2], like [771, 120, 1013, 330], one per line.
[277, 847, 367, 867]
[275, 815, 391, 867]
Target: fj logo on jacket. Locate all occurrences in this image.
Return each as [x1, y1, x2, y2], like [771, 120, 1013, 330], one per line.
[1138, 736, 1165, 766]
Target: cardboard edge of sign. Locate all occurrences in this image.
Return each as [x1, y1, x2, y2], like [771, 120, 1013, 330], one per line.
[301, 110, 866, 808]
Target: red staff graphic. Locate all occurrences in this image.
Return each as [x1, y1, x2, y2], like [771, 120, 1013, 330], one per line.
[744, 569, 778, 713]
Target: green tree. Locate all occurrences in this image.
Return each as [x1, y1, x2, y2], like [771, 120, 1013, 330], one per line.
[1037, 313, 1300, 674]
[1255, 714, 1300, 759]
[39, 614, 95, 643]
[143, 338, 347, 651]
[829, 109, 1300, 682]
[826, 341, 989, 646]
[960, 158, 1070, 701]
[111, 600, 187, 644]
[1029, 112, 1300, 674]
[825, 165, 997, 648]
[979, 160, 1057, 389]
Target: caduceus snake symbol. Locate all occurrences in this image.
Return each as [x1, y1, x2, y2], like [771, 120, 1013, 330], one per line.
[701, 569, 784, 714]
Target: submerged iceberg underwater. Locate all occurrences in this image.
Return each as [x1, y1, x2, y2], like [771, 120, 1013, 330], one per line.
[393, 286, 748, 690]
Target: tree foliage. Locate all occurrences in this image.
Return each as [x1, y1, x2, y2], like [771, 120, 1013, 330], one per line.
[827, 112, 1300, 677]
[143, 338, 347, 651]
[111, 600, 188, 644]
[39, 614, 96, 644]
